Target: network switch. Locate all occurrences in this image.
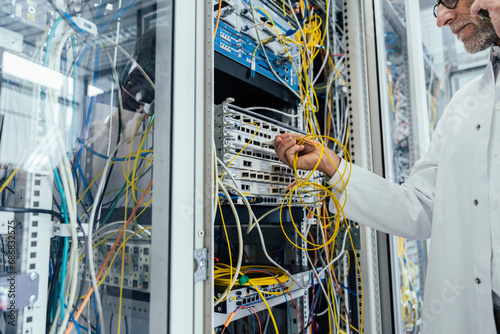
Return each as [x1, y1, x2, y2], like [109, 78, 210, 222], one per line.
[214, 0, 300, 92]
[215, 101, 323, 204]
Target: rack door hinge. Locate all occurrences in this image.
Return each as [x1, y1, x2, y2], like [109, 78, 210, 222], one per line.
[194, 248, 208, 282]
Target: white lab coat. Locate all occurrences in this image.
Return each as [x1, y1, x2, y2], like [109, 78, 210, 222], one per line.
[330, 49, 499, 333]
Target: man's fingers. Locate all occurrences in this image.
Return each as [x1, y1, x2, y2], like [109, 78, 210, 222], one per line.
[471, 0, 482, 16]
[284, 145, 305, 167]
[276, 135, 299, 164]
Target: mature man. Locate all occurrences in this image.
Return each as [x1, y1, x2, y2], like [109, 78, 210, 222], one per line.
[274, 0, 500, 332]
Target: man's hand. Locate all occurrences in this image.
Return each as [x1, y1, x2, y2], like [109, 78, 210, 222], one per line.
[274, 133, 341, 178]
[471, 0, 500, 39]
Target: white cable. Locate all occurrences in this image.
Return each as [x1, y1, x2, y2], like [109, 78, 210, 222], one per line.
[247, 0, 301, 100]
[216, 157, 238, 187]
[213, 142, 220, 223]
[44, 27, 80, 334]
[311, 0, 332, 86]
[316, 227, 348, 277]
[99, 35, 155, 90]
[85, 144, 121, 334]
[306, 250, 336, 328]
[221, 182, 308, 289]
[214, 179, 244, 307]
[263, 312, 271, 334]
[246, 106, 300, 118]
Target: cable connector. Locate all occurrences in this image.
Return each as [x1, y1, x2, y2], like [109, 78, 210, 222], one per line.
[250, 57, 256, 78]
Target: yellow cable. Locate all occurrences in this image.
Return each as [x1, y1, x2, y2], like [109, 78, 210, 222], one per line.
[0, 168, 18, 194]
[217, 197, 233, 302]
[74, 227, 152, 299]
[119, 114, 147, 334]
[220, 122, 259, 180]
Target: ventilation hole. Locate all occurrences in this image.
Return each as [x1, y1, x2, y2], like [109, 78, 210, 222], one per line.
[31, 241, 37, 247]
[34, 180, 41, 186]
[31, 232, 37, 238]
[33, 202, 39, 208]
[30, 264, 35, 269]
[32, 221, 38, 227]
[30, 252, 36, 258]
[34, 191, 40, 196]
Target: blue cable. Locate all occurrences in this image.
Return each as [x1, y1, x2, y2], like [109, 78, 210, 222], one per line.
[273, 243, 285, 262]
[385, 32, 396, 44]
[76, 138, 153, 161]
[74, 44, 99, 197]
[76, 44, 98, 158]
[76, 164, 93, 204]
[307, 273, 321, 332]
[72, 315, 82, 334]
[245, 308, 256, 334]
[242, 268, 293, 332]
[61, 10, 88, 34]
[213, 233, 238, 260]
[97, 0, 136, 31]
[49, 258, 53, 283]
[97, 0, 135, 24]
[93, 293, 101, 334]
[338, 282, 358, 297]
[44, 17, 63, 67]
[94, 0, 107, 20]
[75, 322, 95, 334]
[53, 169, 69, 321]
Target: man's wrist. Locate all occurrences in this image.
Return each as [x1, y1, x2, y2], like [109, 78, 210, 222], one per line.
[319, 151, 341, 178]
[326, 158, 349, 192]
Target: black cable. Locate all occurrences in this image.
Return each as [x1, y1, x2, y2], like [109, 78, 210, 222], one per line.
[46, 239, 64, 331]
[0, 206, 64, 224]
[0, 236, 6, 270]
[125, 315, 129, 334]
[79, 313, 98, 333]
[109, 313, 114, 334]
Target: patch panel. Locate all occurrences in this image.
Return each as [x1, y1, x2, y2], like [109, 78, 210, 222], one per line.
[214, 270, 322, 327]
[216, 102, 323, 203]
[79, 238, 151, 292]
[213, 0, 300, 92]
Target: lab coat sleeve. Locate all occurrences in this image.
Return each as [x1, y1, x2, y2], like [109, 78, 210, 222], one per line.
[328, 112, 447, 240]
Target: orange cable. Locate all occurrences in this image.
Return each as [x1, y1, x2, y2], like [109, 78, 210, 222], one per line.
[64, 179, 153, 334]
[214, 0, 223, 40]
[308, 230, 318, 266]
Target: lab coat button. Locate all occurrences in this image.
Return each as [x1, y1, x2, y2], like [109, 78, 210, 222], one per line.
[475, 278, 481, 284]
[496, 102, 500, 110]
[475, 124, 481, 130]
[473, 199, 479, 206]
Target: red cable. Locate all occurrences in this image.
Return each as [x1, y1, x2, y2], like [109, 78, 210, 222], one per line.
[243, 270, 306, 334]
[245, 307, 262, 334]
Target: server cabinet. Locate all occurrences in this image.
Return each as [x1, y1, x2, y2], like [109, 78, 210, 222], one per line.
[362, 0, 431, 333]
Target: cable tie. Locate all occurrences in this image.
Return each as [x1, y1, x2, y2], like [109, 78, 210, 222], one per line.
[238, 274, 250, 285]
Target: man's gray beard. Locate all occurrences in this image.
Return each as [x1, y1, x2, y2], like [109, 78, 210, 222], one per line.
[460, 20, 498, 53]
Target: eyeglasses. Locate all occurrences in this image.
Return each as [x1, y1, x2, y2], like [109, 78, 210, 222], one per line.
[433, 0, 458, 18]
